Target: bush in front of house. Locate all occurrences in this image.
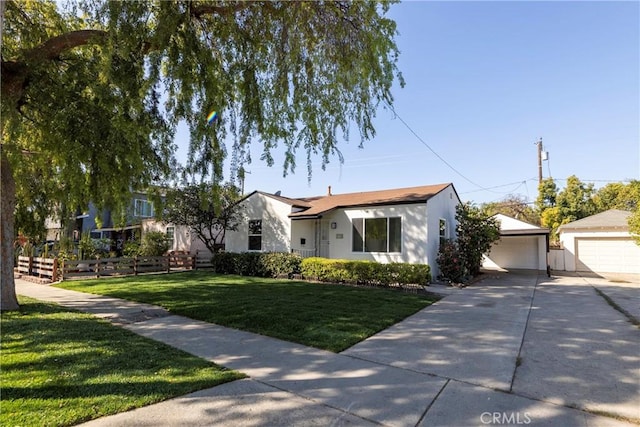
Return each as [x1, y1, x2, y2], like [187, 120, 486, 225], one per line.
[436, 239, 467, 284]
[211, 252, 302, 278]
[300, 257, 431, 287]
[138, 231, 170, 257]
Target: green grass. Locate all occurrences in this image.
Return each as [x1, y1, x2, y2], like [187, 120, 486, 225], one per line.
[0, 297, 245, 427]
[57, 271, 440, 352]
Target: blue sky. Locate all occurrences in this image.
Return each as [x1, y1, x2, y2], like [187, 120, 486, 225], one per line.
[178, 1, 640, 204]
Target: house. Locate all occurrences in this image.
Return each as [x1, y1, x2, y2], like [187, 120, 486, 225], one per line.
[224, 183, 461, 277]
[482, 214, 550, 273]
[558, 209, 640, 274]
[45, 191, 211, 256]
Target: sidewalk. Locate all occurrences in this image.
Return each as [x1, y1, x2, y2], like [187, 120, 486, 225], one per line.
[16, 277, 637, 427]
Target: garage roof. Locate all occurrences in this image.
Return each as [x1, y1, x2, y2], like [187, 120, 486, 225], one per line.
[558, 209, 631, 231]
[493, 214, 549, 236]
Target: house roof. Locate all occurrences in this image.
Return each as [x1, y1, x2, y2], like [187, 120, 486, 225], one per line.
[288, 183, 454, 219]
[558, 209, 632, 231]
[493, 213, 549, 236]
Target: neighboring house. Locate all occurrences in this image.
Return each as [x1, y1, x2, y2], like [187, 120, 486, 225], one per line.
[45, 191, 208, 255]
[483, 214, 550, 273]
[141, 219, 214, 256]
[225, 183, 461, 278]
[558, 209, 640, 274]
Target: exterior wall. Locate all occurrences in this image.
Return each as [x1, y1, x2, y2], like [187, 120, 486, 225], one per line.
[225, 193, 292, 253]
[560, 229, 637, 272]
[141, 220, 212, 256]
[326, 203, 428, 264]
[290, 219, 317, 257]
[424, 185, 460, 278]
[484, 235, 547, 271]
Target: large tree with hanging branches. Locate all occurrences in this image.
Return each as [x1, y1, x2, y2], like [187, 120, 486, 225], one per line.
[0, 0, 403, 310]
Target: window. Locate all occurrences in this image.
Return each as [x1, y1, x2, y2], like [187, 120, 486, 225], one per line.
[248, 219, 262, 251]
[134, 199, 154, 217]
[166, 226, 175, 248]
[352, 217, 401, 253]
[439, 219, 448, 246]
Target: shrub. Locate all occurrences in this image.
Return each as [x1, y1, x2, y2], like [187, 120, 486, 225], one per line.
[122, 240, 141, 257]
[301, 258, 431, 287]
[436, 240, 466, 284]
[211, 252, 302, 278]
[138, 231, 170, 256]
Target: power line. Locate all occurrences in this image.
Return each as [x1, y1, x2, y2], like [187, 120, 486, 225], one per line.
[386, 103, 500, 192]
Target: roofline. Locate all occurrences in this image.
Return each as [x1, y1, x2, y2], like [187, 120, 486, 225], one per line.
[558, 225, 629, 232]
[500, 229, 549, 236]
[288, 199, 430, 218]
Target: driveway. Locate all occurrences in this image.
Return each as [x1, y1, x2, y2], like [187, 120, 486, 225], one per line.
[16, 272, 639, 426]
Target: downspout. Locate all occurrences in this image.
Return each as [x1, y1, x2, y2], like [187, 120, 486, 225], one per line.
[546, 233, 551, 277]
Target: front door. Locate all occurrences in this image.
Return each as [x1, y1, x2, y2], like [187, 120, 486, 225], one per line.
[319, 220, 330, 258]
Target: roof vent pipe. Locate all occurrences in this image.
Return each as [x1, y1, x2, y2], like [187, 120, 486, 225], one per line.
[327, 185, 332, 196]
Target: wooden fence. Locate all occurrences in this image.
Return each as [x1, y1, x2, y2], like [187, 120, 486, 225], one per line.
[17, 256, 59, 282]
[17, 252, 213, 282]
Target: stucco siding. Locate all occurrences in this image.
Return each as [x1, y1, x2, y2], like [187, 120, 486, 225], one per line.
[424, 185, 460, 278]
[484, 236, 547, 270]
[225, 193, 292, 253]
[560, 230, 640, 273]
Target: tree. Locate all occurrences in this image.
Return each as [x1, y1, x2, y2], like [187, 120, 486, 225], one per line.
[535, 177, 558, 212]
[1, 1, 403, 310]
[455, 203, 501, 277]
[161, 183, 244, 254]
[555, 175, 596, 224]
[593, 180, 640, 212]
[481, 194, 539, 225]
[629, 208, 640, 245]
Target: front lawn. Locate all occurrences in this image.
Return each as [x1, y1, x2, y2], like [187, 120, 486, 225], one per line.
[0, 297, 245, 427]
[57, 271, 439, 352]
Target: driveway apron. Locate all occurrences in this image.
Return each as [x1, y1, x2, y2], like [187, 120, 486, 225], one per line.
[512, 275, 640, 421]
[342, 272, 536, 391]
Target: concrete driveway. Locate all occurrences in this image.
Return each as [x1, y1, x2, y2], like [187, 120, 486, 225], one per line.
[16, 271, 640, 426]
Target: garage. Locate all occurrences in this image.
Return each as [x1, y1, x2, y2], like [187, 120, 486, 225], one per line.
[576, 238, 640, 274]
[559, 209, 640, 274]
[483, 214, 550, 272]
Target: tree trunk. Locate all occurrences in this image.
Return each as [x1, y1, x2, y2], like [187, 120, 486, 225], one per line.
[1, 148, 19, 311]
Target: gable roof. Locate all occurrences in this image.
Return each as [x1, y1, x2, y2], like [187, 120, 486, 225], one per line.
[558, 209, 632, 231]
[493, 214, 549, 236]
[289, 183, 454, 219]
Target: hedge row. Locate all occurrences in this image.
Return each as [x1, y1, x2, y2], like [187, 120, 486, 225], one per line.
[211, 252, 302, 278]
[300, 257, 431, 287]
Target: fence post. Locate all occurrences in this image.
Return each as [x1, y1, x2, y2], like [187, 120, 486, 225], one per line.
[167, 255, 171, 273]
[134, 256, 138, 275]
[52, 258, 59, 282]
[96, 258, 101, 279]
[28, 256, 33, 276]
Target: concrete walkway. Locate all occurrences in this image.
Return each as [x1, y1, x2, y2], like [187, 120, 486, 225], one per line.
[15, 273, 639, 427]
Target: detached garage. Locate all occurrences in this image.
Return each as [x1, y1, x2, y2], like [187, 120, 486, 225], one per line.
[483, 214, 550, 273]
[559, 209, 640, 274]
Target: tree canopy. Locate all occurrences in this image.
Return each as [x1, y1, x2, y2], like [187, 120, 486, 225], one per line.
[161, 182, 244, 253]
[0, 0, 403, 310]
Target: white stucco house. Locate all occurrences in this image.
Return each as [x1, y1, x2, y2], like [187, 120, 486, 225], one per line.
[141, 219, 215, 256]
[225, 183, 461, 278]
[483, 214, 550, 273]
[558, 209, 640, 274]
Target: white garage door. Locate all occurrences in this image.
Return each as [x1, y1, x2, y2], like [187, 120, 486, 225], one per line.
[488, 236, 539, 270]
[576, 238, 640, 274]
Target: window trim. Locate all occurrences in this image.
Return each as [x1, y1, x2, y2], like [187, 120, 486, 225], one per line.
[134, 199, 154, 218]
[439, 218, 448, 245]
[248, 219, 262, 251]
[351, 216, 402, 254]
[166, 226, 175, 248]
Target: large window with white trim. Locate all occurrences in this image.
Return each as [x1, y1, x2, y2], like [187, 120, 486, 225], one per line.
[352, 217, 401, 253]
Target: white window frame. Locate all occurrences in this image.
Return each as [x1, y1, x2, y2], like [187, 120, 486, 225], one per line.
[439, 218, 448, 245]
[166, 226, 175, 249]
[352, 217, 402, 253]
[134, 199, 154, 218]
[248, 219, 262, 251]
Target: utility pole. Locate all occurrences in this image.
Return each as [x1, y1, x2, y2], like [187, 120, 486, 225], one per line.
[536, 138, 543, 185]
